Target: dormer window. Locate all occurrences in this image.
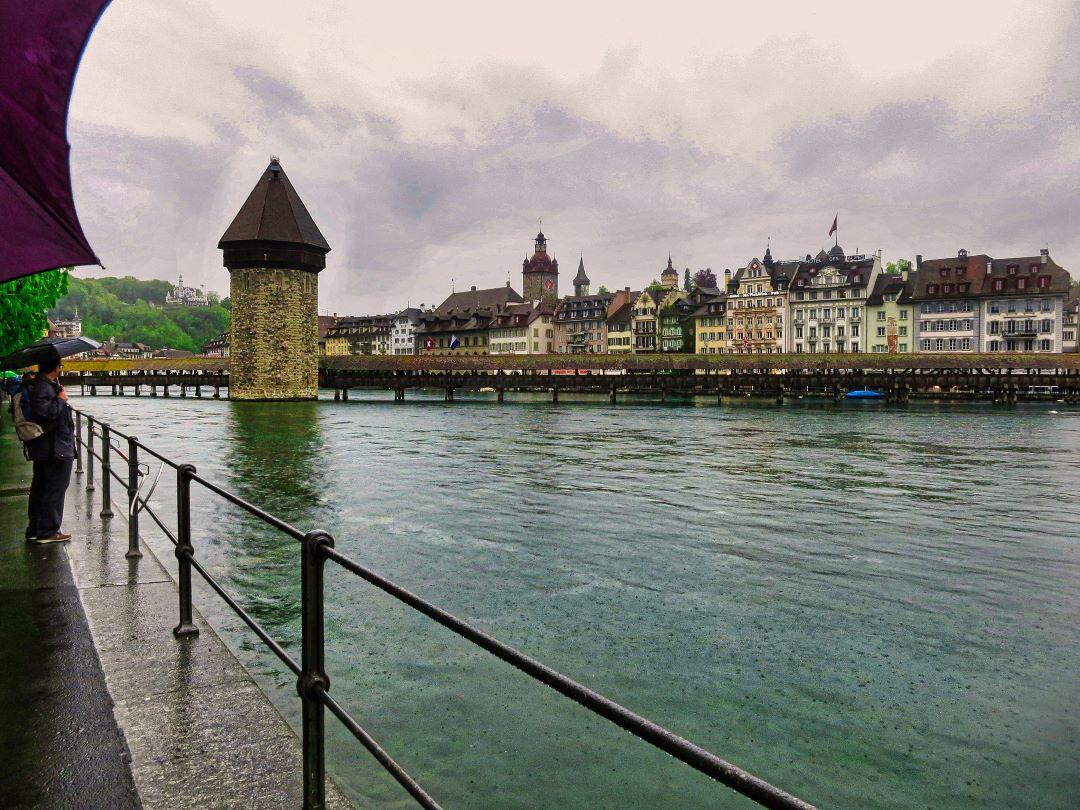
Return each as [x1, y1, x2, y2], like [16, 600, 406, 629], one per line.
[1016, 277, 1028, 290]
[1007, 264, 1018, 275]
[1038, 275, 1052, 289]
[993, 279, 1005, 292]
[955, 266, 966, 277]
[1029, 264, 1039, 273]
[940, 268, 950, 278]
[853, 274, 862, 284]
[927, 284, 938, 294]
[943, 284, 953, 293]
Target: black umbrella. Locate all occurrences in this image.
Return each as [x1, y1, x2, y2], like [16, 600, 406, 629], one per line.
[0, 335, 101, 371]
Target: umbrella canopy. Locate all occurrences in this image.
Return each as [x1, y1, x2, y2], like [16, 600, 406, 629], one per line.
[0, 335, 101, 371]
[0, 0, 111, 285]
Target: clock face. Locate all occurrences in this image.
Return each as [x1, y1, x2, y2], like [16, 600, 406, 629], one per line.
[544, 279, 554, 290]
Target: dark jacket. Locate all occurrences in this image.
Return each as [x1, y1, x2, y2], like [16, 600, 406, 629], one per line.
[27, 378, 76, 461]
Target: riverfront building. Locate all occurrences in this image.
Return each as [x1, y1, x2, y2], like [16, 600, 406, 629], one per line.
[689, 285, 728, 354]
[727, 246, 788, 354]
[911, 249, 1072, 353]
[392, 308, 424, 355]
[488, 301, 556, 354]
[605, 288, 637, 353]
[865, 272, 915, 353]
[787, 246, 881, 354]
[324, 315, 395, 356]
[553, 257, 613, 354]
[413, 283, 524, 355]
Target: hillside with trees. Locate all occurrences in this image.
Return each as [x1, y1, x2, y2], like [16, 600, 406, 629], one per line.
[51, 275, 230, 353]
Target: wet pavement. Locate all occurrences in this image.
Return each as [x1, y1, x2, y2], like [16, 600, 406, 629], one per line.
[0, 416, 350, 808]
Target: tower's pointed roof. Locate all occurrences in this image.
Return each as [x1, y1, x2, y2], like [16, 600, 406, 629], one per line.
[574, 255, 589, 285]
[218, 158, 330, 272]
[220, 158, 329, 249]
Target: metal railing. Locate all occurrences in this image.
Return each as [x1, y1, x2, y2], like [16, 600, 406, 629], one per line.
[73, 407, 817, 810]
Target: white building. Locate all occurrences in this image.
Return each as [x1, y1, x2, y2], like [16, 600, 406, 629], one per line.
[392, 308, 423, 355]
[786, 246, 881, 354]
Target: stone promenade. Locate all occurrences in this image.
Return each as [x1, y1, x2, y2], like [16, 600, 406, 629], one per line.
[0, 416, 350, 809]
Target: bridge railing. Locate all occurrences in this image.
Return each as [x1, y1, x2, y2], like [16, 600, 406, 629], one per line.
[73, 407, 817, 810]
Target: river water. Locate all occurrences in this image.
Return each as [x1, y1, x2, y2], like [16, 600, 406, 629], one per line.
[72, 391, 1080, 809]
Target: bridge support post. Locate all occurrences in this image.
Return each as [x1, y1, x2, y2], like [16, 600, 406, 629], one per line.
[775, 384, 784, 405]
[180, 384, 187, 398]
[660, 388, 666, 403]
[90, 385, 97, 396]
[213, 386, 221, 399]
[552, 387, 558, 403]
[150, 385, 156, 397]
[333, 388, 340, 401]
[445, 387, 454, 402]
[163, 385, 170, 398]
[110, 384, 117, 396]
[609, 386, 617, 404]
[342, 388, 349, 401]
[196, 385, 202, 398]
[497, 388, 504, 403]
[135, 385, 141, 396]
[833, 384, 841, 403]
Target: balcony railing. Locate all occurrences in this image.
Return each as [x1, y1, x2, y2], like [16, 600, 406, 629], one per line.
[71, 408, 817, 810]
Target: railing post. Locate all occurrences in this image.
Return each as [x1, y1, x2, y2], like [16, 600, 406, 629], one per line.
[298, 530, 334, 810]
[85, 416, 95, 492]
[99, 423, 114, 517]
[173, 464, 199, 638]
[74, 411, 83, 475]
[126, 436, 142, 559]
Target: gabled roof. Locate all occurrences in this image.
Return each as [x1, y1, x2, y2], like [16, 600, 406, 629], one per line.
[219, 159, 330, 251]
[435, 284, 523, 314]
[866, 273, 912, 305]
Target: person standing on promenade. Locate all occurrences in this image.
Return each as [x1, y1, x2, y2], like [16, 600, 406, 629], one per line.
[25, 357, 76, 543]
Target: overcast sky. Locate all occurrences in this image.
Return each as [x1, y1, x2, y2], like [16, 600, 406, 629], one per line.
[68, 1, 1080, 313]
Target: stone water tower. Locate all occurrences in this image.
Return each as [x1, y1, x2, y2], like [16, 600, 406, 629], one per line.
[218, 158, 330, 400]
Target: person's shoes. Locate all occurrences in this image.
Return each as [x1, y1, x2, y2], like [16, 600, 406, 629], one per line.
[24, 532, 36, 542]
[33, 532, 71, 544]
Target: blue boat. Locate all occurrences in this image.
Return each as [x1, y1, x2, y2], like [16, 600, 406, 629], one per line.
[845, 388, 885, 400]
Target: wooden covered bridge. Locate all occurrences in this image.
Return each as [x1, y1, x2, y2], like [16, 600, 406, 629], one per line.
[62, 354, 1080, 404]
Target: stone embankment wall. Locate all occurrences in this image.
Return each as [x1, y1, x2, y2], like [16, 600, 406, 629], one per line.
[229, 266, 318, 399]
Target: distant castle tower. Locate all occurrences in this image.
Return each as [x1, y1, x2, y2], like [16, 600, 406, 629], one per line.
[218, 158, 330, 400]
[661, 255, 678, 290]
[522, 228, 558, 303]
[573, 256, 590, 296]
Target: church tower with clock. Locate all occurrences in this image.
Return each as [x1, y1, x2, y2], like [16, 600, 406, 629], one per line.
[521, 228, 559, 304]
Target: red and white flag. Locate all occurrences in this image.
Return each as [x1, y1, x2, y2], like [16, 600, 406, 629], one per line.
[828, 215, 838, 237]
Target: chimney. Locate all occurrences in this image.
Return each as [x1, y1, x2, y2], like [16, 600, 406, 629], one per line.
[471, 285, 477, 291]
[1041, 247, 1049, 263]
[986, 259, 992, 273]
[915, 254, 923, 270]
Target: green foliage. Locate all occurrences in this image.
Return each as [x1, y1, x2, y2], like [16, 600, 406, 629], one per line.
[683, 268, 693, 292]
[597, 285, 611, 294]
[885, 258, 913, 276]
[646, 278, 666, 294]
[0, 268, 70, 357]
[51, 275, 230, 353]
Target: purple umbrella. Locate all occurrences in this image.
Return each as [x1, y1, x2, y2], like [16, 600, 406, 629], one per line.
[0, 0, 111, 285]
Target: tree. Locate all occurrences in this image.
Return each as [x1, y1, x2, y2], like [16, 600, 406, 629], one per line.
[646, 278, 665, 294]
[683, 268, 693, 292]
[0, 268, 70, 357]
[693, 268, 718, 290]
[597, 285, 610, 295]
[885, 258, 913, 276]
